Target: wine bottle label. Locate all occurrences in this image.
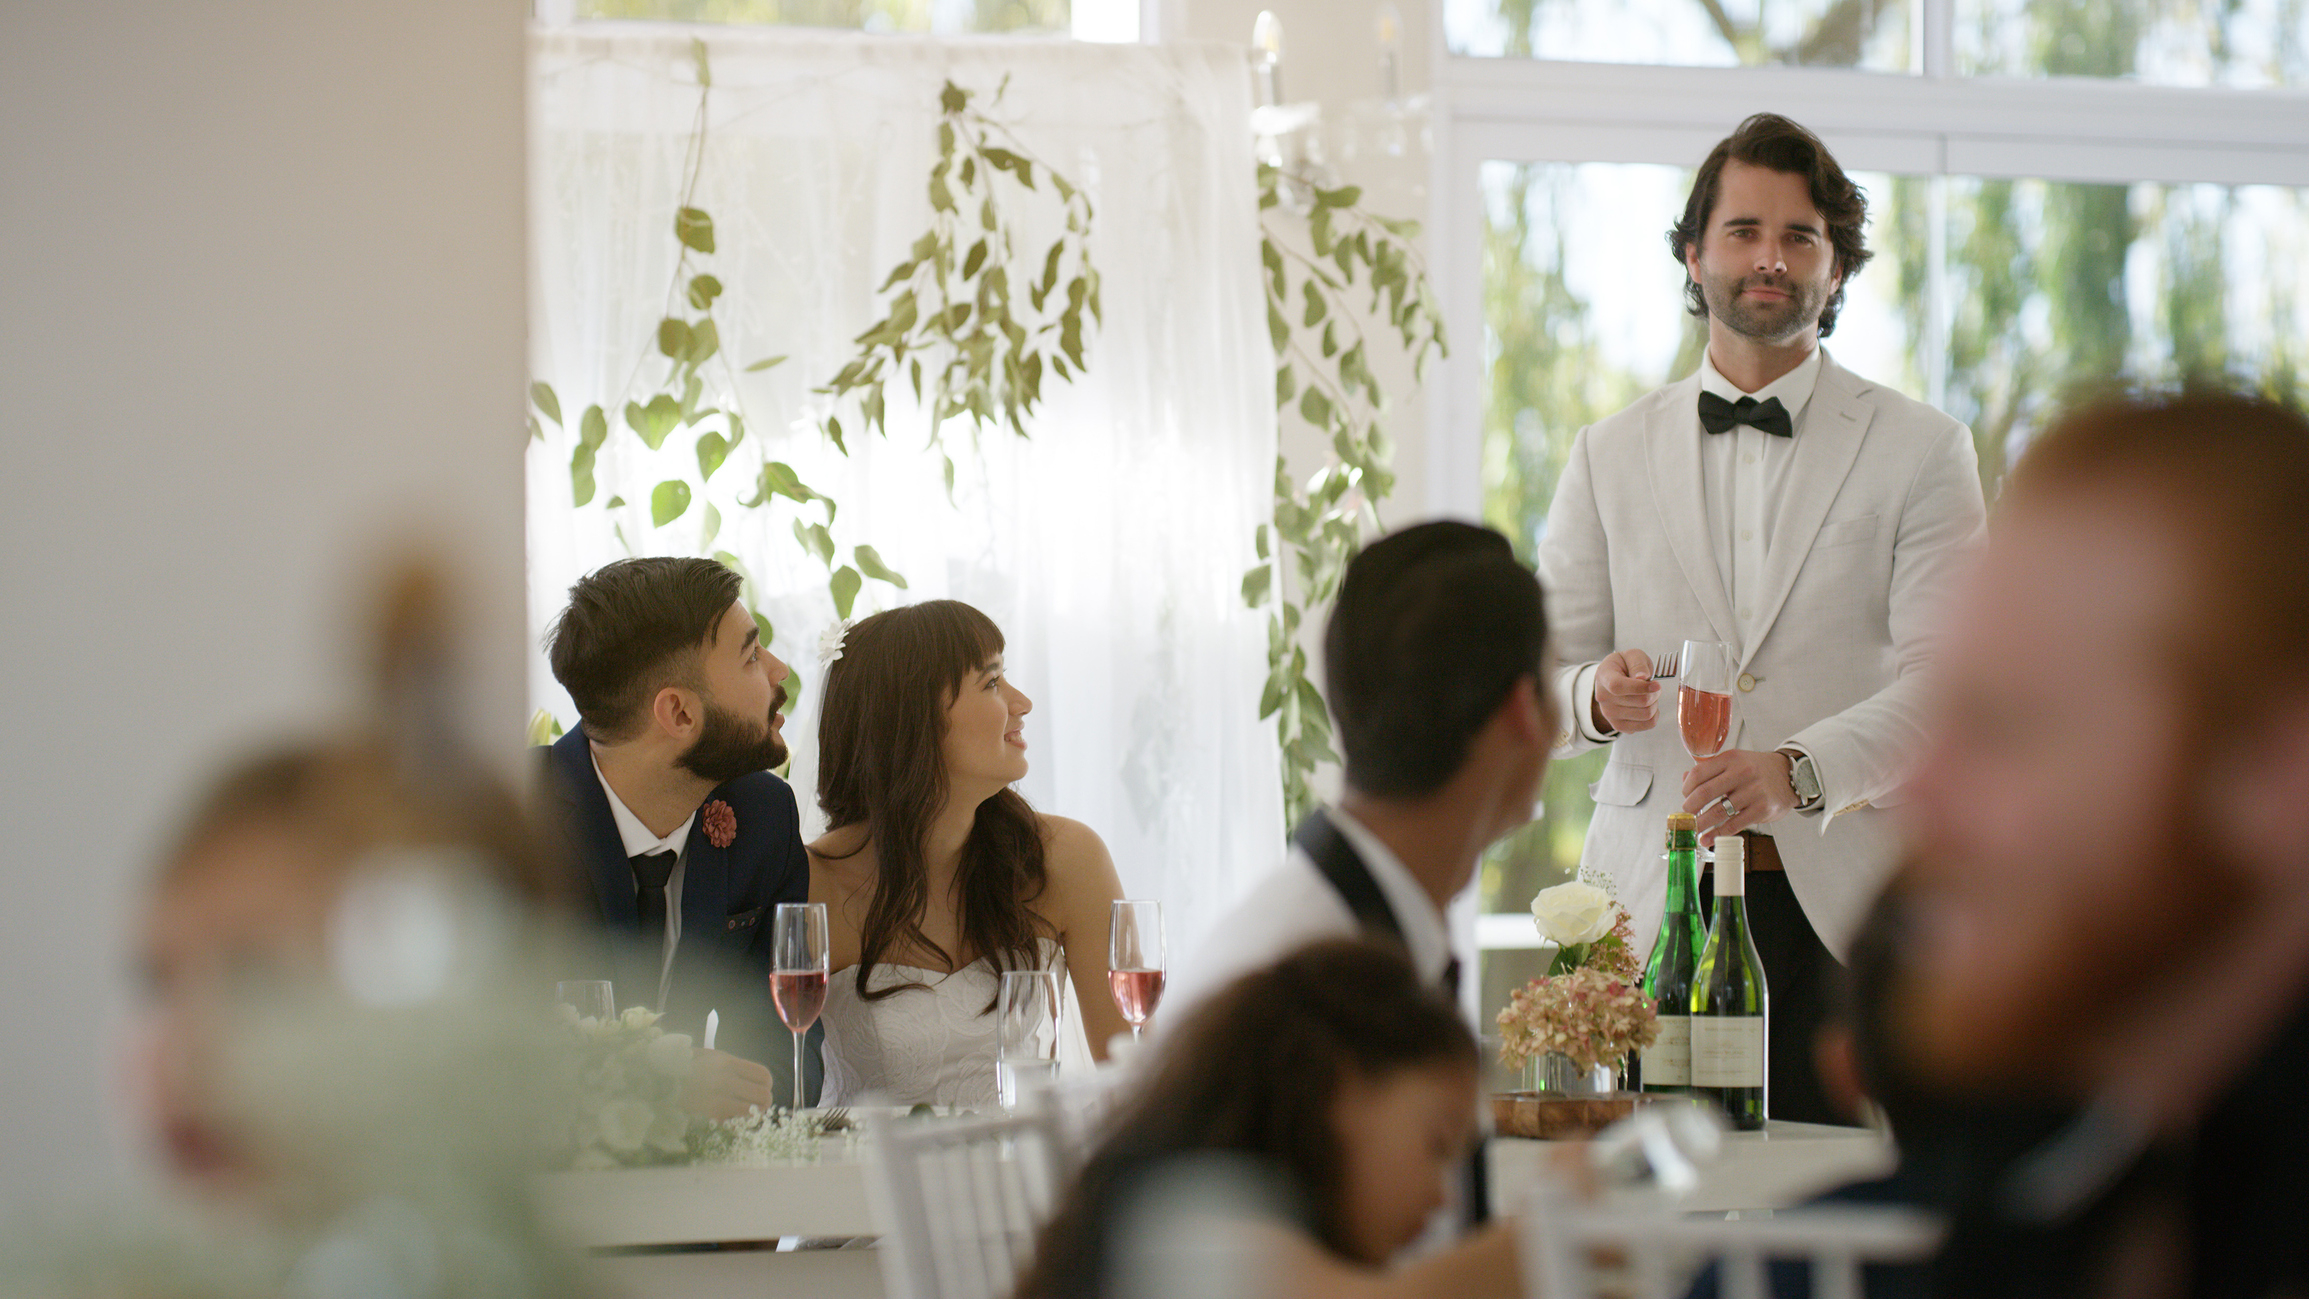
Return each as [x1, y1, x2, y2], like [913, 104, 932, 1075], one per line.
[1641, 1015, 1691, 1085]
[1691, 1015, 1764, 1086]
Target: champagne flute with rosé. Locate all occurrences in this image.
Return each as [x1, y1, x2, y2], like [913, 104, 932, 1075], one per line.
[1108, 900, 1165, 1042]
[1677, 640, 1736, 763]
[770, 902, 830, 1111]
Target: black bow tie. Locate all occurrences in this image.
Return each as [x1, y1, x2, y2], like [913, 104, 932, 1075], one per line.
[1699, 390, 1794, 438]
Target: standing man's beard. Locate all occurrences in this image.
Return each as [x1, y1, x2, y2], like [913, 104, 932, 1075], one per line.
[678, 686, 788, 784]
[1700, 269, 1828, 343]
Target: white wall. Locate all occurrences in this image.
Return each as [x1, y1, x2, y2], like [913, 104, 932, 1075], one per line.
[0, 1, 530, 1199]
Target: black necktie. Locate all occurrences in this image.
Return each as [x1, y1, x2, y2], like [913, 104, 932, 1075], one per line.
[1698, 390, 1794, 437]
[1442, 956, 1462, 999]
[632, 850, 677, 955]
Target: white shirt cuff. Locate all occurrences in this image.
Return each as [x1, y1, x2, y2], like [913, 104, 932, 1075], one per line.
[1574, 660, 1615, 742]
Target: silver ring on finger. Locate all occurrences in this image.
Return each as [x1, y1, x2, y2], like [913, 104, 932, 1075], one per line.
[1719, 796, 1737, 818]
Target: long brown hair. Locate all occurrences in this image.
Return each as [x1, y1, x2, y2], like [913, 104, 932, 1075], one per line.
[1015, 940, 1478, 1297]
[816, 599, 1049, 1005]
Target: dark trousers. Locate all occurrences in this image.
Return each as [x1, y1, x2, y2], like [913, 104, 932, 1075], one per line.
[1698, 856, 1854, 1127]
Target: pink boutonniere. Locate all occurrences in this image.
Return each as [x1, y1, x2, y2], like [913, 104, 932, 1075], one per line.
[701, 799, 737, 849]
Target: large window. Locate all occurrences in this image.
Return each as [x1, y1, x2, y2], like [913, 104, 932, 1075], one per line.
[1434, 0, 2309, 1017]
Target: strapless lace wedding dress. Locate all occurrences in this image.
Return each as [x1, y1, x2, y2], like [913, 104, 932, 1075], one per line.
[819, 938, 1073, 1108]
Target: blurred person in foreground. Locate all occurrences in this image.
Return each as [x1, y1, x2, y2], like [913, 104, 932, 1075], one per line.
[8, 569, 594, 1297]
[1014, 940, 1519, 1299]
[1766, 388, 2309, 1299]
[540, 556, 816, 1115]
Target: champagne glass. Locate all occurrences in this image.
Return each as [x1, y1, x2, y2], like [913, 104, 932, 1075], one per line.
[555, 980, 614, 1023]
[1677, 639, 1736, 762]
[770, 902, 830, 1112]
[996, 969, 1061, 1111]
[1107, 900, 1165, 1041]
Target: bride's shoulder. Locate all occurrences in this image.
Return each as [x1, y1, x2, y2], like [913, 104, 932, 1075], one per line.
[1036, 813, 1105, 856]
[1035, 814, 1119, 888]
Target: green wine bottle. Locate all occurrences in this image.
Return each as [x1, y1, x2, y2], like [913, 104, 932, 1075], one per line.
[1639, 811, 1704, 1095]
[1690, 834, 1768, 1130]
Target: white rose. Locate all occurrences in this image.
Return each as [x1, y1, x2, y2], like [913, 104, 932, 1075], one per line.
[646, 1033, 696, 1078]
[1531, 881, 1616, 946]
[598, 1098, 657, 1153]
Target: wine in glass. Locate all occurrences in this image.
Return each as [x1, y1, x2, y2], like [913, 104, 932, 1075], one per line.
[996, 969, 1062, 1111]
[770, 902, 830, 1112]
[1678, 639, 1736, 761]
[1107, 900, 1165, 1041]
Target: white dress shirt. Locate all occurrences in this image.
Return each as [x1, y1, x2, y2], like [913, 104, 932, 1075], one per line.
[590, 746, 692, 1011]
[1166, 805, 1456, 1027]
[1574, 347, 1825, 752]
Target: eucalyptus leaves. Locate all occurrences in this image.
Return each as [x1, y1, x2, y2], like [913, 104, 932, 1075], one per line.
[1243, 166, 1449, 826]
[529, 45, 1098, 698]
[816, 77, 1099, 495]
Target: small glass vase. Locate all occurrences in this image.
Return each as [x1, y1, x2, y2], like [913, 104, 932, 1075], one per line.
[1524, 1050, 1617, 1096]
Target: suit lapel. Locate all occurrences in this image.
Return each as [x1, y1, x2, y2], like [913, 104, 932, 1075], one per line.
[550, 728, 641, 931]
[1644, 374, 1740, 647]
[1739, 355, 1875, 674]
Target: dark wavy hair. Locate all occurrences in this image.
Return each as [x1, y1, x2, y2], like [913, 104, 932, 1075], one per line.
[1014, 940, 1478, 1298]
[815, 600, 1049, 1009]
[1667, 112, 1872, 338]
[1325, 521, 1548, 798]
[546, 556, 742, 740]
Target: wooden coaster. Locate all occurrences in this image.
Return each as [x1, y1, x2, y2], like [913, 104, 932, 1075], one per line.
[1490, 1090, 1643, 1140]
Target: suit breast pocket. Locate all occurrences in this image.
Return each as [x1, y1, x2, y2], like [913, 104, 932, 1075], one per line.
[1589, 762, 1653, 807]
[1813, 514, 1880, 550]
[725, 905, 765, 933]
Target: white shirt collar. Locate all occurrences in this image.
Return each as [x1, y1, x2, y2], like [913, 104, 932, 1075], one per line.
[589, 744, 694, 860]
[1323, 806, 1456, 987]
[1698, 345, 1825, 428]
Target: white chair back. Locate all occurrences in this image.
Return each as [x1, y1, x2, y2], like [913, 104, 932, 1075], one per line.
[1519, 1176, 1944, 1299]
[867, 1102, 1073, 1299]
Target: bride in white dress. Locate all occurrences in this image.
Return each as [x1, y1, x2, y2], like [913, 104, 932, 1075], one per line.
[806, 601, 1131, 1107]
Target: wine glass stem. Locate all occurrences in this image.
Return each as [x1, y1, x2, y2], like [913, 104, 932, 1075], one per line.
[793, 1033, 805, 1112]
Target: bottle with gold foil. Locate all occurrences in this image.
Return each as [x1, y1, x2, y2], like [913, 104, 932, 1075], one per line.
[1639, 812, 1704, 1094]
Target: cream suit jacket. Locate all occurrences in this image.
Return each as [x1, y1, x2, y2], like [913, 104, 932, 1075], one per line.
[1536, 352, 1986, 961]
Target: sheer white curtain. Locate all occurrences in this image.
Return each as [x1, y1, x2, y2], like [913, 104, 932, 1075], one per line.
[528, 26, 1285, 964]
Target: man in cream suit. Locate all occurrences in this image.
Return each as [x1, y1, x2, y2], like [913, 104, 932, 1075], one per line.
[1537, 114, 1985, 1124]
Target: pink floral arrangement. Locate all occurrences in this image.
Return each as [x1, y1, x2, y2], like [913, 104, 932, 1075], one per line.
[701, 799, 737, 849]
[1496, 966, 1659, 1074]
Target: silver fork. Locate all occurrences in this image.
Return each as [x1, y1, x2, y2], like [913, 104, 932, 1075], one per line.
[1649, 647, 1682, 680]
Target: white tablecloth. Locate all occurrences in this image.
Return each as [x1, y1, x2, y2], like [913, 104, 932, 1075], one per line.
[541, 1121, 1896, 1298]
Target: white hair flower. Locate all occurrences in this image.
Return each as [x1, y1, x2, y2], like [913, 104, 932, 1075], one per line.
[817, 619, 852, 671]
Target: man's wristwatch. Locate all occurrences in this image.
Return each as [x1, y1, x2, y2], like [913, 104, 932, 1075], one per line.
[1780, 748, 1823, 811]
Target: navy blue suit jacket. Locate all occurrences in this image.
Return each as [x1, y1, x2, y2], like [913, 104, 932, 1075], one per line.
[540, 726, 820, 1101]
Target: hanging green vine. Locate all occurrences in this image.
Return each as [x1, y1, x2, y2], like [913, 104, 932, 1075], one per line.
[815, 77, 1099, 496]
[529, 47, 1097, 748]
[1243, 163, 1449, 827]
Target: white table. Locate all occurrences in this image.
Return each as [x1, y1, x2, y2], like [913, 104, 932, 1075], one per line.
[542, 1121, 1894, 1298]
